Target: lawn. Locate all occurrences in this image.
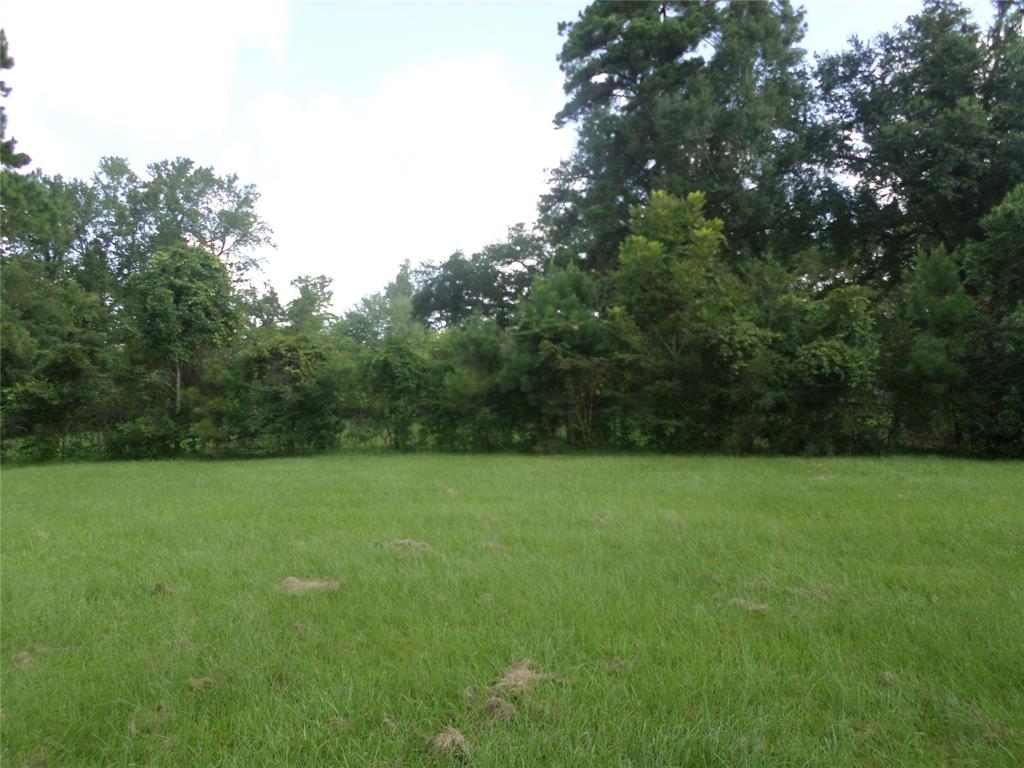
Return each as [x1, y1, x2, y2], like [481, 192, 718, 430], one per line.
[1, 454, 1022, 766]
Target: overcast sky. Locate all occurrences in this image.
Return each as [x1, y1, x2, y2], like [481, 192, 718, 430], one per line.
[3, 0, 996, 308]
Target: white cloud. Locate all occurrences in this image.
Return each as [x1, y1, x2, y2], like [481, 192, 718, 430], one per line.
[4, 1, 572, 308]
[801, 0, 995, 56]
[227, 57, 573, 308]
[4, 0, 289, 168]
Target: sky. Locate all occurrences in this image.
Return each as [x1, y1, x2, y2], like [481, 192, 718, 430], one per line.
[3, 0, 996, 309]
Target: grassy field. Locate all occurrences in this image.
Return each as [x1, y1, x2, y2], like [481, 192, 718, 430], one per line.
[2, 454, 1022, 766]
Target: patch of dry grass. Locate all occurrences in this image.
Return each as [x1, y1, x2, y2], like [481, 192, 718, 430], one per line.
[279, 576, 339, 594]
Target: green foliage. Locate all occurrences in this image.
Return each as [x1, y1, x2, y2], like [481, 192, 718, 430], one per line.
[816, 0, 1024, 281]
[194, 331, 349, 457]
[542, 0, 813, 269]
[782, 287, 885, 453]
[339, 262, 424, 346]
[126, 243, 237, 418]
[286, 274, 335, 335]
[886, 247, 975, 442]
[508, 266, 614, 448]
[1, 156, 273, 285]
[413, 224, 546, 329]
[421, 317, 512, 451]
[2, 5, 1022, 460]
[611, 191, 742, 448]
[0, 171, 99, 282]
[82, 156, 273, 279]
[138, 158, 273, 277]
[965, 182, 1024, 315]
[238, 282, 286, 329]
[363, 339, 432, 450]
[0, 257, 114, 458]
[958, 183, 1024, 455]
[105, 413, 181, 460]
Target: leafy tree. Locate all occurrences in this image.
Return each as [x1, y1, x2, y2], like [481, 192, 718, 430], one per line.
[0, 258, 114, 459]
[88, 156, 273, 282]
[984, 1, 1024, 201]
[0, 172, 102, 285]
[885, 246, 975, 444]
[779, 286, 885, 452]
[3, 155, 273, 292]
[964, 183, 1024, 318]
[815, 0, 1024, 282]
[126, 244, 237, 417]
[141, 158, 273, 276]
[615, 190, 727, 355]
[363, 339, 432, 450]
[413, 224, 547, 328]
[286, 274, 335, 335]
[423, 317, 512, 450]
[611, 191, 764, 448]
[338, 262, 424, 346]
[238, 282, 286, 329]
[508, 266, 613, 448]
[958, 183, 1024, 455]
[542, 0, 813, 270]
[334, 263, 432, 447]
[195, 331, 349, 456]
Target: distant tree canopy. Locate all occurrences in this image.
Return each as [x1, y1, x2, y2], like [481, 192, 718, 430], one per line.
[541, 0, 814, 270]
[2, 2, 1023, 461]
[1, 29, 30, 170]
[815, 0, 1024, 281]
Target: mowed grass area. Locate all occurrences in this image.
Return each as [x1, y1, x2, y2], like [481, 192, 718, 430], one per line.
[2, 455, 1022, 767]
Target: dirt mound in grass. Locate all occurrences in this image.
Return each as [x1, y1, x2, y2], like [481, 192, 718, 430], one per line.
[788, 585, 832, 601]
[729, 597, 769, 612]
[490, 659, 549, 696]
[279, 577, 339, 594]
[481, 696, 517, 721]
[605, 657, 633, 674]
[484, 540, 506, 552]
[431, 727, 471, 758]
[390, 539, 430, 550]
[128, 702, 166, 736]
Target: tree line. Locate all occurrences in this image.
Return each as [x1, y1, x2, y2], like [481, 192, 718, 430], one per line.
[2, 0, 1022, 460]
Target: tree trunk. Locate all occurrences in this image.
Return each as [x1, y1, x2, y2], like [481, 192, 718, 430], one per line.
[175, 361, 182, 415]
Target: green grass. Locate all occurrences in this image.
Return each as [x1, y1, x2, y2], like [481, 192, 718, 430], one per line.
[2, 454, 1022, 767]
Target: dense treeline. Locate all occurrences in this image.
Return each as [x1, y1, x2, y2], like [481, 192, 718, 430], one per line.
[2, 0, 1023, 460]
